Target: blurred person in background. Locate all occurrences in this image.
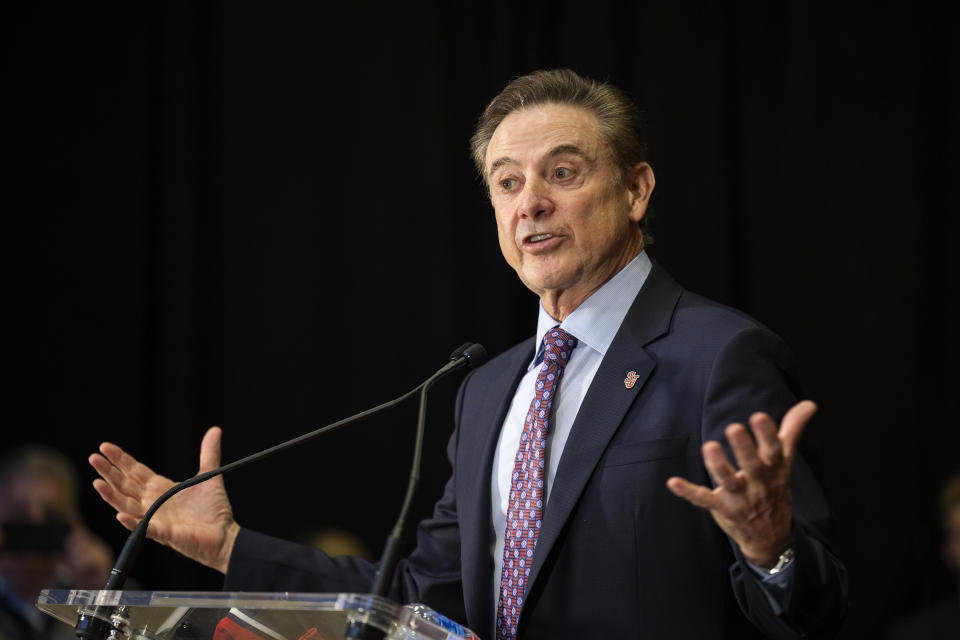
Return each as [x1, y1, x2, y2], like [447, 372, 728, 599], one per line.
[295, 526, 373, 562]
[887, 471, 960, 639]
[0, 446, 113, 640]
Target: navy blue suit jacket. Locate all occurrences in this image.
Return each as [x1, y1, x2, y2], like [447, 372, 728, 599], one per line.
[225, 262, 847, 639]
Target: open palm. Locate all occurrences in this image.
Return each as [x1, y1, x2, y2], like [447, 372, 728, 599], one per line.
[89, 426, 239, 573]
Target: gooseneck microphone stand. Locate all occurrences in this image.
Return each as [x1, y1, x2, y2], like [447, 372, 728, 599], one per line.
[75, 343, 486, 640]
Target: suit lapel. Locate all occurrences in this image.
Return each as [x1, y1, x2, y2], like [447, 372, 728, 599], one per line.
[526, 262, 683, 594]
[459, 340, 533, 636]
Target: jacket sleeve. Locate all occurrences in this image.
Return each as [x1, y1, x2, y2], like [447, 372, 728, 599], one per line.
[223, 372, 476, 625]
[701, 325, 848, 639]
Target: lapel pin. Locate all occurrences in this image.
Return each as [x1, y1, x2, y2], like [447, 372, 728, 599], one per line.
[624, 370, 639, 389]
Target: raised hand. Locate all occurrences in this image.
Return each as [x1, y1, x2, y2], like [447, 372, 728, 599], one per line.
[89, 426, 240, 574]
[666, 400, 817, 568]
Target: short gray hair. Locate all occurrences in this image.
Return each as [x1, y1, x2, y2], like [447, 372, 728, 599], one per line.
[470, 69, 652, 240]
[470, 69, 649, 183]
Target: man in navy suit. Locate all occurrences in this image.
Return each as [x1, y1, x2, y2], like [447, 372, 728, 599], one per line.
[91, 69, 847, 638]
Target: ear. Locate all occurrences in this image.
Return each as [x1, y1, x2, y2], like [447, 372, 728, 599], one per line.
[625, 162, 655, 223]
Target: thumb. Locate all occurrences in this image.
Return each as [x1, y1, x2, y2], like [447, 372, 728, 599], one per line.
[199, 426, 223, 473]
[780, 400, 817, 459]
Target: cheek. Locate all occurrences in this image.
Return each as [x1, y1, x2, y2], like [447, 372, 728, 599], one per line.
[582, 197, 634, 245]
[497, 233, 518, 266]
[493, 210, 518, 254]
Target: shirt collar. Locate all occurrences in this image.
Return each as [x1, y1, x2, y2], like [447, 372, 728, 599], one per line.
[530, 251, 652, 368]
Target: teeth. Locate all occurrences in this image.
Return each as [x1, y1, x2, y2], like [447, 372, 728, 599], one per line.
[529, 234, 553, 242]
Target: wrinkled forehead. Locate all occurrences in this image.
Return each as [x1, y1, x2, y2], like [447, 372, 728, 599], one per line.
[484, 104, 608, 175]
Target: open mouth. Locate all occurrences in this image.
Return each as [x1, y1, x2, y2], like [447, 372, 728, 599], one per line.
[525, 233, 554, 244]
[521, 232, 562, 253]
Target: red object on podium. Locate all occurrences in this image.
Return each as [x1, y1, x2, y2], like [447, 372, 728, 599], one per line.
[213, 616, 265, 640]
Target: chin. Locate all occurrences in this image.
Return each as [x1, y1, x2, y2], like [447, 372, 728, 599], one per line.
[521, 269, 560, 289]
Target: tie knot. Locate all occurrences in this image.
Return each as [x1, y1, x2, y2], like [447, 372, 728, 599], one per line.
[541, 327, 578, 366]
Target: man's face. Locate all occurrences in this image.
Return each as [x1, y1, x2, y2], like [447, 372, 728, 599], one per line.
[484, 104, 653, 315]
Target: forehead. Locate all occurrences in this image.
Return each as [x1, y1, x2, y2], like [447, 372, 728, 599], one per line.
[0, 476, 73, 520]
[485, 104, 606, 171]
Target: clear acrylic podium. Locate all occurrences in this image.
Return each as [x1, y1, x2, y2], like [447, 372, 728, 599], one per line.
[37, 590, 472, 640]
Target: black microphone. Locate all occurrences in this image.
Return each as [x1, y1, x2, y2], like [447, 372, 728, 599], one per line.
[76, 343, 487, 640]
[371, 342, 486, 595]
[346, 342, 487, 639]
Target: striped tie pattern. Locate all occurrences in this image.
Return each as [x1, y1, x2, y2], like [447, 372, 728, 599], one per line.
[495, 327, 578, 639]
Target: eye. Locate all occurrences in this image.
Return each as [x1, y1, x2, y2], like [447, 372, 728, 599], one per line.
[499, 177, 519, 192]
[553, 167, 574, 180]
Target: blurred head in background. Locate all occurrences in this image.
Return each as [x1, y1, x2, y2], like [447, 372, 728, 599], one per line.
[0, 446, 112, 603]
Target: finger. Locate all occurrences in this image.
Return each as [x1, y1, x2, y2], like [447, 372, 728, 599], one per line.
[99, 442, 157, 485]
[92, 477, 141, 515]
[779, 400, 817, 459]
[89, 451, 157, 505]
[90, 451, 129, 484]
[748, 412, 783, 466]
[702, 441, 743, 493]
[199, 426, 223, 474]
[725, 423, 764, 479]
[89, 453, 142, 499]
[666, 476, 721, 509]
[114, 503, 168, 544]
[114, 504, 175, 545]
[116, 512, 140, 533]
[92, 478, 145, 519]
[89, 452, 118, 483]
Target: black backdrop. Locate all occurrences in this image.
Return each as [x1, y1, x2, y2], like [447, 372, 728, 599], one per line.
[5, 2, 958, 637]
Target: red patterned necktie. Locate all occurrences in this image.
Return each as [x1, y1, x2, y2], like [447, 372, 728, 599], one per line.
[496, 327, 578, 640]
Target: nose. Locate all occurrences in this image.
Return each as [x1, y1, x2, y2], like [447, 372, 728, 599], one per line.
[516, 178, 554, 219]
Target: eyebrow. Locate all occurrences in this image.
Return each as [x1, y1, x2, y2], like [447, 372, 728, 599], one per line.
[487, 144, 593, 177]
[547, 144, 592, 163]
[488, 155, 516, 176]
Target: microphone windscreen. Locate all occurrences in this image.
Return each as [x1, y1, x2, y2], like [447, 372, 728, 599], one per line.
[448, 342, 474, 360]
[463, 343, 487, 367]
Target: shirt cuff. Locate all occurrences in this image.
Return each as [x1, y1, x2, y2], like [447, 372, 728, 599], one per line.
[745, 557, 795, 615]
